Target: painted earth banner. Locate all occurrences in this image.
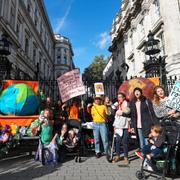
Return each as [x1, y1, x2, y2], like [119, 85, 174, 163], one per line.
[94, 82, 104, 95]
[166, 80, 180, 111]
[57, 69, 85, 102]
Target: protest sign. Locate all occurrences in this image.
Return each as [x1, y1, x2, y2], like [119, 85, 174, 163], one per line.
[166, 80, 180, 111]
[94, 82, 104, 95]
[57, 69, 85, 102]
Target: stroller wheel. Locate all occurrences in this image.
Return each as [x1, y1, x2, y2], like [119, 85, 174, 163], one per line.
[136, 170, 145, 180]
[106, 154, 113, 163]
[75, 156, 81, 163]
[74, 156, 78, 162]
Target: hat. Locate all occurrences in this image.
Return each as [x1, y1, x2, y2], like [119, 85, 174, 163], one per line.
[94, 95, 102, 100]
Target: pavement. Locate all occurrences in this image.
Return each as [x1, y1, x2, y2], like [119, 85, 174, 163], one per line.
[0, 150, 179, 180]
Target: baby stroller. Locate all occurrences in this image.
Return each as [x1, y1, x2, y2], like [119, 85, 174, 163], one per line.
[59, 119, 82, 163]
[136, 116, 180, 180]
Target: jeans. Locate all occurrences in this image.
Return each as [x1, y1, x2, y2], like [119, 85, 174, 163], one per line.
[93, 122, 109, 154]
[115, 129, 129, 157]
[137, 128, 148, 150]
[142, 144, 163, 158]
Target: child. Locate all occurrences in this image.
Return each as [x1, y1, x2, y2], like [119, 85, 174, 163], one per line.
[64, 128, 78, 147]
[142, 124, 165, 170]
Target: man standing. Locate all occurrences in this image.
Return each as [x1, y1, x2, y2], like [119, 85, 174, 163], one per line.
[91, 95, 109, 158]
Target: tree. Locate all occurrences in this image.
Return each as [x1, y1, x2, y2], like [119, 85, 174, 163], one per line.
[83, 55, 107, 82]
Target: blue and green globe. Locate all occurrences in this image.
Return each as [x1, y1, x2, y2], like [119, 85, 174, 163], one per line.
[0, 84, 39, 115]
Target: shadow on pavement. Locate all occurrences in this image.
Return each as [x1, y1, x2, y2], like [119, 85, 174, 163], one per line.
[0, 155, 62, 180]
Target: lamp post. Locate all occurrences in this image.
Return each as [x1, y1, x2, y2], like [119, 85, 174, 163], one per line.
[144, 31, 167, 86]
[0, 34, 11, 80]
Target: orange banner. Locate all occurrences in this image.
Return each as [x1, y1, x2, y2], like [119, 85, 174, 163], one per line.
[3, 80, 39, 94]
[0, 115, 39, 126]
[148, 77, 160, 86]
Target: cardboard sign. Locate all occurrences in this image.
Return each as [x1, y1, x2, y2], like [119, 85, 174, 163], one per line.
[166, 80, 180, 111]
[94, 82, 104, 95]
[57, 69, 85, 102]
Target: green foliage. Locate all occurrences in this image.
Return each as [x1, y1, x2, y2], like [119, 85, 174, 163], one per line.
[83, 55, 108, 82]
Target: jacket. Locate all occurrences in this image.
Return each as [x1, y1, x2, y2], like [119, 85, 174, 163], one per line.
[130, 98, 158, 137]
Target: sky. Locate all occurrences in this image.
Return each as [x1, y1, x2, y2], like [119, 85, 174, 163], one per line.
[44, 0, 121, 73]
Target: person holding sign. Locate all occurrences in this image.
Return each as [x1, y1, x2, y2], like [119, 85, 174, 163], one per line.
[153, 86, 180, 120]
[91, 95, 109, 158]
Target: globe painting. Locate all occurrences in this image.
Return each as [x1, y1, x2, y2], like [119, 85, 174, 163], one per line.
[118, 77, 156, 100]
[0, 84, 39, 115]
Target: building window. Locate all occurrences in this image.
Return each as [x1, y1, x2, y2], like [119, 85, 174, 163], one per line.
[33, 43, 37, 63]
[27, 3, 31, 14]
[157, 32, 165, 56]
[154, 0, 161, 16]
[40, 22, 43, 38]
[34, 8, 38, 26]
[25, 37, 29, 56]
[10, 0, 16, 28]
[58, 48, 61, 52]
[64, 56, 67, 64]
[139, 18, 145, 36]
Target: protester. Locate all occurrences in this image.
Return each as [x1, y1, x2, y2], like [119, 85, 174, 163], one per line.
[91, 95, 109, 158]
[35, 108, 58, 165]
[129, 87, 158, 158]
[112, 92, 131, 165]
[69, 99, 81, 121]
[153, 85, 179, 120]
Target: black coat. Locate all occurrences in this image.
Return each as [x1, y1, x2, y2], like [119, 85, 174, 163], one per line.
[130, 98, 158, 137]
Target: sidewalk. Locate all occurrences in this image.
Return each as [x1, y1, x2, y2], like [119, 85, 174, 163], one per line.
[0, 151, 178, 180]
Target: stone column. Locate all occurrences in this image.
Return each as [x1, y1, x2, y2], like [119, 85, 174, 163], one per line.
[160, 0, 180, 75]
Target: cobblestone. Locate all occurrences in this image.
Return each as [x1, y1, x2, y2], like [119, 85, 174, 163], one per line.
[0, 152, 179, 180]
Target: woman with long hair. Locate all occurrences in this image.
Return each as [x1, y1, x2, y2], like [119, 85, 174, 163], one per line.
[129, 87, 158, 158]
[153, 85, 179, 119]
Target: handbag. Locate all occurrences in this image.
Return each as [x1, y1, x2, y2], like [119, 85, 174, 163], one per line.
[113, 111, 127, 128]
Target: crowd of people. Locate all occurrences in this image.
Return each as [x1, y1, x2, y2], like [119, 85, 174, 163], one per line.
[35, 85, 180, 171]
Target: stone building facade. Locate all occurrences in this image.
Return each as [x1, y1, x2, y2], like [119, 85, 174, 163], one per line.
[0, 0, 75, 98]
[0, 0, 54, 80]
[106, 0, 180, 81]
[54, 34, 74, 80]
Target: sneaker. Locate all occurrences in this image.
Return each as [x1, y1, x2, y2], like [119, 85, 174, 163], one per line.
[95, 152, 101, 159]
[135, 151, 144, 159]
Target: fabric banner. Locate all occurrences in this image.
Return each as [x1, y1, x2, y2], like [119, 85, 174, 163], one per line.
[57, 69, 85, 102]
[94, 82, 104, 95]
[3, 80, 39, 94]
[148, 77, 160, 86]
[166, 80, 180, 111]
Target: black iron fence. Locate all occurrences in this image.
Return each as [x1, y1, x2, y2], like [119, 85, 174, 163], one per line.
[0, 76, 179, 102]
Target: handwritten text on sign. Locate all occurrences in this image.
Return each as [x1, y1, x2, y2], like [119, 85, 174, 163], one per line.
[166, 80, 180, 111]
[57, 69, 85, 102]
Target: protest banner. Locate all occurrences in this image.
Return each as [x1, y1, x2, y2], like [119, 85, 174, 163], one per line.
[57, 69, 85, 102]
[94, 82, 104, 95]
[166, 80, 180, 111]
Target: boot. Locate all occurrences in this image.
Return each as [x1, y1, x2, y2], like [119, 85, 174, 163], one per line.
[124, 157, 129, 165]
[112, 155, 122, 163]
